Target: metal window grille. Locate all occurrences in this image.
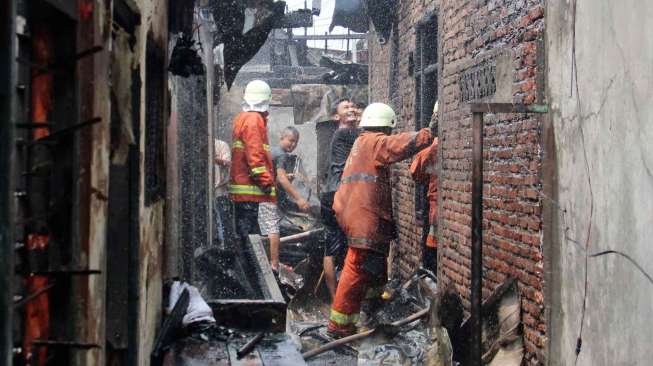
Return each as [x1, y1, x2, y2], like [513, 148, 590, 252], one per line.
[414, 12, 438, 226]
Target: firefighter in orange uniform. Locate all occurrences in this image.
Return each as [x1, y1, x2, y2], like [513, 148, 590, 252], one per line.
[229, 80, 276, 241]
[327, 103, 434, 337]
[410, 134, 439, 273]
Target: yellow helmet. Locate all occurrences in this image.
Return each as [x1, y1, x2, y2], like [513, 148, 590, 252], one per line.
[359, 103, 396, 128]
[243, 80, 272, 106]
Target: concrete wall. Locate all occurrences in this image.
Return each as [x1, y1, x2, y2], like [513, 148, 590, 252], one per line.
[130, 0, 168, 363]
[545, 2, 653, 365]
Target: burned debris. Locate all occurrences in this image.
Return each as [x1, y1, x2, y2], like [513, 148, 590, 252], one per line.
[168, 35, 205, 78]
[3, 0, 651, 365]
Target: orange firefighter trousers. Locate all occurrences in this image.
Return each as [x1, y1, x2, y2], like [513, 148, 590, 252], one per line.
[327, 247, 387, 336]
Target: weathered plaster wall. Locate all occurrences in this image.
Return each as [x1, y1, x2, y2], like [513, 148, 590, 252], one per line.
[546, 2, 653, 365]
[75, 1, 112, 364]
[133, 0, 168, 364]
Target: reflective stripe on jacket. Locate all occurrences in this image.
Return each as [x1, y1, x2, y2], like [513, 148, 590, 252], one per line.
[333, 128, 433, 254]
[229, 111, 276, 203]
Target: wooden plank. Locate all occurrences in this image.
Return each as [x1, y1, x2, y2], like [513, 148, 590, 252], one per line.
[247, 235, 286, 303]
[75, 0, 112, 364]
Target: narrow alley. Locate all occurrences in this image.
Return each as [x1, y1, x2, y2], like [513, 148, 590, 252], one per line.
[1, 1, 652, 366]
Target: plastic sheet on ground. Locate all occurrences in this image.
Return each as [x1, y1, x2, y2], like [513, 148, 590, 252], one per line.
[167, 281, 216, 327]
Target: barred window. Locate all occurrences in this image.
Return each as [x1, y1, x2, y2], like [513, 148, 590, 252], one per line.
[414, 12, 438, 226]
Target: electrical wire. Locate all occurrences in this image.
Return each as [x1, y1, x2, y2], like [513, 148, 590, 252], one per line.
[589, 250, 653, 285]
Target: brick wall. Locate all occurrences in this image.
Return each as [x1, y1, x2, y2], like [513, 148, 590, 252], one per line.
[369, 0, 440, 281]
[368, 0, 546, 364]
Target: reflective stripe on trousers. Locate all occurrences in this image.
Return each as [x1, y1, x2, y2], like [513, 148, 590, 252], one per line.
[327, 247, 387, 335]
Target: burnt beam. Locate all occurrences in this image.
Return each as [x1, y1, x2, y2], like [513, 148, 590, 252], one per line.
[27, 269, 101, 276]
[0, 0, 17, 364]
[32, 340, 101, 349]
[36, 117, 102, 142]
[74, 45, 104, 61]
[15, 123, 53, 129]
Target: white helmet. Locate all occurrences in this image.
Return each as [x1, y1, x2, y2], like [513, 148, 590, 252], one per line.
[243, 80, 272, 111]
[359, 103, 396, 128]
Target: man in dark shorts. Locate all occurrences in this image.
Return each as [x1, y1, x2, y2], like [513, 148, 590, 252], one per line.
[321, 98, 360, 301]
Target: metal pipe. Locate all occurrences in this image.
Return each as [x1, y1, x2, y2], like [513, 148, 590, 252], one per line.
[0, 1, 17, 364]
[470, 112, 484, 366]
[303, 306, 430, 360]
[279, 229, 322, 244]
[236, 332, 264, 359]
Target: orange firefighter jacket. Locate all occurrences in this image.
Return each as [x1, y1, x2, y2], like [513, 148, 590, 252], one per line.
[410, 138, 439, 225]
[333, 128, 433, 254]
[229, 111, 276, 203]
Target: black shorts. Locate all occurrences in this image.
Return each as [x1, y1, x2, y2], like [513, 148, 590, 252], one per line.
[234, 201, 260, 241]
[323, 223, 347, 259]
[321, 192, 347, 261]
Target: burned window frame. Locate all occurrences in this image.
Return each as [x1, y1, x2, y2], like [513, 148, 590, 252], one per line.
[414, 12, 438, 226]
[144, 32, 166, 206]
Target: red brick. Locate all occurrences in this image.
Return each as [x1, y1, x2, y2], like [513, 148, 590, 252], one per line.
[528, 5, 545, 21]
[370, 0, 546, 361]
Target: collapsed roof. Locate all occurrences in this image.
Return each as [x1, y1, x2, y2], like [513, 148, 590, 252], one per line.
[211, 0, 286, 89]
[196, 0, 389, 88]
[330, 0, 397, 43]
